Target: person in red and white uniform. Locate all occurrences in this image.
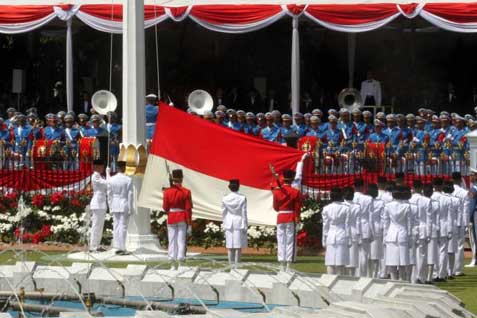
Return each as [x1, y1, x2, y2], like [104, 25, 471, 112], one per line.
[272, 169, 303, 272]
[163, 169, 193, 270]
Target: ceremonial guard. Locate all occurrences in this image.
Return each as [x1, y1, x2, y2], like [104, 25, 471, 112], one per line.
[89, 160, 109, 252]
[383, 186, 411, 281]
[260, 113, 280, 142]
[163, 169, 193, 270]
[322, 188, 351, 275]
[360, 71, 382, 106]
[305, 116, 323, 138]
[353, 179, 375, 277]
[227, 110, 243, 132]
[77, 114, 90, 137]
[106, 112, 122, 171]
[431, 178, 452, 281]
[243, 113, 257, 135]
[43, 114, 64, 141]
[292, 113, 307, 137]
[279, 114, 294, 144]
[452, 172, 470, 275]
[145, 94, 159, 140]
[409, 180, 432, 283]
[63, 114, 80, 169]
[367, 120, 389, 143]
[85, 115, 107, 137]
[444, 181, 460, 278]
[13, 114, 33, 168]
[343, 186, 361, 277]
[107, 161, 133, 255]
[272, 169, 302, 272]
[222, 179, 248, 268]
[367, 183, 384, 278]
[468, 169, 477, 267]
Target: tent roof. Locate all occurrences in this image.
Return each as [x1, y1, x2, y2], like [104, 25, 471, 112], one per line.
[3, 0, 477, 6]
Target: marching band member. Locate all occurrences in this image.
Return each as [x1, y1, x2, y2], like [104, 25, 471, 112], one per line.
[292, 113, 307, 138]
[279, 114, 294, 144]
[13, 114, 33, 168]
[353, 179, 375, 277]
[63, 114, 80, 170]
[322, 187, 351, 275]
[409, 180, 432, 284]
[367, 183, 384, 278]
[444, 181, 460, 278]
[383, 185, 412, 281]
[260, 113, 280, 142]
[222, 179, 248, 268]
[107, 161, 133, 255]
[272, 169, 302, 272]
[163, 169, 193, 270]
[145, 94, 159, 140]
[89, 160, 109, 252]
[343, 186, 361, 277]
[431, 178, 452, 281]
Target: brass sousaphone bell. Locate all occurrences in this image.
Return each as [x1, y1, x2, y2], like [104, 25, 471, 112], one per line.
[92, 90, 118, 116]
[338, 88, 363, 111]
[187, 89, 214, 115]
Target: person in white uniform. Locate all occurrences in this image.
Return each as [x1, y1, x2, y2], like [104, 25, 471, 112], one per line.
[405, 186, 419, 282]
[222, 179, 248, 268]
[451, 172, 470, 275]
[89, 160, 109, 252]
[322, 188, 351, 275]
[423, 184, 440, 283]
[343, 186, 361, 277]
[107, 161, 133, 255]
[431, 178, 452, 281]
[467, 169, 477, 267]
[409, 180, 432, 284]
[360, 71, 382, 106]
[353, 179, 375, 277]
[367, 183, 384, 278]
[444, 181, 460, 278]
[383, 185, 411, 281]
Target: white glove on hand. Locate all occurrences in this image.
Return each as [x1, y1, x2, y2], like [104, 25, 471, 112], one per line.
[106, 167, 111, 178]
[301, 152, 310, 161]
[187, 227, 192, 236]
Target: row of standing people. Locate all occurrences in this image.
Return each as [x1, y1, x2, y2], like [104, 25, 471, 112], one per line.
[322, 173, 471, 283]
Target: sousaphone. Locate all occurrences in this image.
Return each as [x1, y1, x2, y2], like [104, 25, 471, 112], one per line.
[338, 88, 363, 111]
[92, 90, 118, 115]
[187, 89, 213, 115]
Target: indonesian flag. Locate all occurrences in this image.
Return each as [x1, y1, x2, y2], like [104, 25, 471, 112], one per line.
[138, 104, 304, 225]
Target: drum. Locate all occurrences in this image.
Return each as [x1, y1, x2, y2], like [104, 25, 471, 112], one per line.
[79, 137, 99, 161]
[32, 140, 49, 160]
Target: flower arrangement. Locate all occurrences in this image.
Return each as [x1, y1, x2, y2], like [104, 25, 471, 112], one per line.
[0, 190, 93, 244]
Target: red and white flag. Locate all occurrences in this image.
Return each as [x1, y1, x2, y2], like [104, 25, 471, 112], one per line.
[138, 104, 303, 225]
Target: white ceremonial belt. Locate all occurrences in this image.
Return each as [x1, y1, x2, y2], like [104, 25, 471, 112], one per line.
[279, 210, 293, 214]
[146, 123, 155, 126]
[169, 208, 185, 213]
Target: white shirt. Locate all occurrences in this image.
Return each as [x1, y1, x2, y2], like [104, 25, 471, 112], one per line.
[222, 192, 248, 231]
[322, 202, 350, 245]
[383, 200, 411, 243]
[431, 191, 452, 237]
[107, 173, 133, 213]
[90, 171, 108, 210]
[453, 184, 470, 228]
[409, 193, 432, 240]
[344, 200, 361, 242]
[353, 191, 375, 239]
[360, 79, 382, 106]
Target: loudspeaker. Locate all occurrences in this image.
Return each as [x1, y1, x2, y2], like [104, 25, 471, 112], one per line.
[12, 69, 23, 94]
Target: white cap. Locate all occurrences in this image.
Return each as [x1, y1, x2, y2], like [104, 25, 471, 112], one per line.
[146, 94, 158, 99]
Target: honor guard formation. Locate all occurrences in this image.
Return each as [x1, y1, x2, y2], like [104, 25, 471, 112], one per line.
[322, 173, 477, 283]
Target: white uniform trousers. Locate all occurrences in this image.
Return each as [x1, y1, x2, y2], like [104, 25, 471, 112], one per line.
[112, 212, 129, 251]
[455, 227, 465, 274]
[415, 239, 428, 282]
[168, 222, 187, 261]
[89, 209, 106, 250]
[437, 237, 449, 279]
[277, 222, 295, 263]
[359, 240, 371, 277]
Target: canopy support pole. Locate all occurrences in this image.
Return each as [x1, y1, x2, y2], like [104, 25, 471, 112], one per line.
[66, 19, 73, 113]
[347, 33, 356, 89]
[291, 16, 300, 115]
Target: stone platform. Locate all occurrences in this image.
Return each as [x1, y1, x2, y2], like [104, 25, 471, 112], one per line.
[0, 262, 473, 318]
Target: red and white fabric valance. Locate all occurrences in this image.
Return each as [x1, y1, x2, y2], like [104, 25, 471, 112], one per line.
[3, 2, 477, 34]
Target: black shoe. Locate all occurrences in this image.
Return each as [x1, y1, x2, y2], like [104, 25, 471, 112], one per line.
[97, 247, 107, 252]
[425, 281, 434, 285]
[415, 279, 422, 284]
[433, 277, 446, 282]
[115, 250, 124, 255]
[448, 275, 455, 280]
